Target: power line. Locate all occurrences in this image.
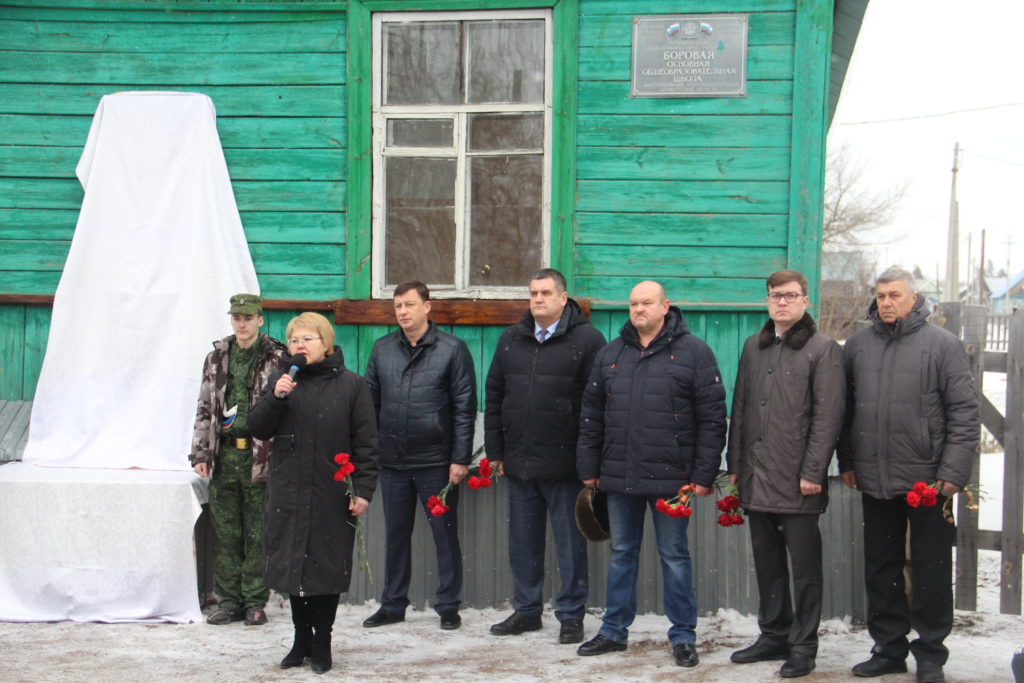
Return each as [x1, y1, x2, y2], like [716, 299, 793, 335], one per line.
[837, 101, 1024, 125]
[963, 148, 1024, 169]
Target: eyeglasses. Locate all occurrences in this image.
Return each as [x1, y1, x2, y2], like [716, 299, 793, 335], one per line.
[767, 292, 802, 303]
[287, 336, 321, 345]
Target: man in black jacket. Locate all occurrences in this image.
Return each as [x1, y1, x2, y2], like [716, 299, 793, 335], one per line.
[361, 281, 477, 631]
[839, 267, 978, 683]
[726, 270, 845, 678]
[485, 268, 606, 644]
[576, 280, 727, 668]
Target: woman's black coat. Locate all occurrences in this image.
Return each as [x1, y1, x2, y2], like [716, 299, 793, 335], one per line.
[248, 347, 380, 596]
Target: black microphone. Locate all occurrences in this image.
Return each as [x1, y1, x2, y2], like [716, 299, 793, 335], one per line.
[277, 354, 307, 398]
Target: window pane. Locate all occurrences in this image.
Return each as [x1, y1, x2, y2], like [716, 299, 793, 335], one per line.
[468, 113, 544, 151]
[385, 157, 456, 286]
[387, 119, 454, 148]
[467, 20, 545, 104]
[469, 155, 543, 286]
[384, 22, 462, 105]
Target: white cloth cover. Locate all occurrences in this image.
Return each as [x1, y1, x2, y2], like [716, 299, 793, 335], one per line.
[23, 92, 258, 470]
[0, 463, 205, 623]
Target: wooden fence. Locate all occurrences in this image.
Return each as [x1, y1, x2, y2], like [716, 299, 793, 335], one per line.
[946, 305, 1024, 614]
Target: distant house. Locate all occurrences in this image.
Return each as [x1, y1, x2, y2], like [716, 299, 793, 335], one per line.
[991, 270, 1024, 313]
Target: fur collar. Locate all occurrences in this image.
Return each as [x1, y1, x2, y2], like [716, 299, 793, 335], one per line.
[757, 312, 816, 350]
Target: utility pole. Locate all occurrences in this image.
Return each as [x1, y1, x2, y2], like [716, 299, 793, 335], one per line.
[943, 142, 961, 302]
[979, 229, 986, 306]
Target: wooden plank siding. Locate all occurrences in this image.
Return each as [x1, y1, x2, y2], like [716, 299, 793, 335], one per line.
[573, 0, 802, 308]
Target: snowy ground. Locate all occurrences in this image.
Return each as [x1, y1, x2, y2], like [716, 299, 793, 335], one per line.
[2, 374, 1020, 682]
[2, 568, 1023, 683]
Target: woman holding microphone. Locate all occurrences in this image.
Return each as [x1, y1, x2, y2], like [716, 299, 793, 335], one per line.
[249, 312, 379, 674]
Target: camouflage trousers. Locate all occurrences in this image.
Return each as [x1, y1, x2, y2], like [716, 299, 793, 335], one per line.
[209, 445, 269, 611]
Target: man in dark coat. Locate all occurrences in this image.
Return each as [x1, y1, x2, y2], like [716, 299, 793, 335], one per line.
[576, 280, 727, 668]
[839, 267, 979, 683]
[726, 270, 845, 678]
[362, 281, 477, 631]
[485, 268, 606, 644]
[188, 293, 287, 626]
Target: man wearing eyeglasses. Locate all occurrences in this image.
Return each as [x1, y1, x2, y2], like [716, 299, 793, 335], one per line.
[725, 270, 845, 678]
[189, 293, 288, 626]
[362, 281, 477, 631]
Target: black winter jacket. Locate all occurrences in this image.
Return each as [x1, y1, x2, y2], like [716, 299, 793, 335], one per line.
[837, 296, 979, 499]
[726, 314, 845, 514]
[576, 307, 727, 495]
[248, 347, 380, 596]
[484, 299, 606, 482]
[365, 321, 477, 469]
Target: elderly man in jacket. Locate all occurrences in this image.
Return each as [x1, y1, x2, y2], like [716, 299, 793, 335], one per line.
[839, 267, 979, 683]
[726, 270, 845, 678]
[189, 293, 288, 626]
[485, 268, 606, 644]
[362, 281, 477, 631]
[576, 280, 727, 668]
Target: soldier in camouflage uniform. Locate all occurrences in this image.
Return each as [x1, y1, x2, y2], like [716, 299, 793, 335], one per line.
[189, 294, 288, 626]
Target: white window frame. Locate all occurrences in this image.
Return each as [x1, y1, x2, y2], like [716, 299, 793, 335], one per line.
[371, 9, 553, 299]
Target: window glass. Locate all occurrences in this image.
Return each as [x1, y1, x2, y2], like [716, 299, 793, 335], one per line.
[469, 155, 543, 286]
[385, 157, 457, 286]
[387, 119, 454, 148]
[468, 113, 543, 151]
[467, 20, 545, 104]
[384, 22, 462, 105]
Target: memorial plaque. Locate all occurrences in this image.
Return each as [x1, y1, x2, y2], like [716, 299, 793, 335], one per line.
[632, 14, 748, 98]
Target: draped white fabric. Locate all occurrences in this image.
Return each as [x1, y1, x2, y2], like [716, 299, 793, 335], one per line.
[0, 463, 205, 623]
[23, 92, 258, 470]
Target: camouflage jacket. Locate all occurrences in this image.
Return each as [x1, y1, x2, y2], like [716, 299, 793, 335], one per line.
[189, 333, 288, 482]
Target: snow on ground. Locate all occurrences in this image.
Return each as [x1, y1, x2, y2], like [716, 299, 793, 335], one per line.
[2, 373, 1019, 681]
[2, 578, 1023, 683]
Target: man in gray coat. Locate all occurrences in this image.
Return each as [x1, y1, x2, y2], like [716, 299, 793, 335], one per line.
[727, 269, 845, 678]
[839, 267, 979, 683]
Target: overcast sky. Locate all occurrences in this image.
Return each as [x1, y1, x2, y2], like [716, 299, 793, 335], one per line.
[828, 0, 1024, 288]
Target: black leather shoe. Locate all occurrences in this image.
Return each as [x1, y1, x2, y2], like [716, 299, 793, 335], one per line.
[439, 610, 461, 630]
[916, 661, 945, 683]
[731, 636, 789, 663]
[852, 654, 908, 677]
[673, 643, 699, 667]
[779, 652, 816, 678]
[490, 612, 542, 636]
[558, 619, 584, 644]
[577, 634, 627, 656]
[362, 608, 405, 628]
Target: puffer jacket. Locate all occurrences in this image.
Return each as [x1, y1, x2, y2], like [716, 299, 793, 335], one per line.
[365, 321, 477, 469]
[188, 333, 287, 482]
[248, 346, 380, 596]
[484, 299, 606, 482]
[576, 307, 727, 496]
[837, 295, 979, 499]
[726, 313, 845, 514]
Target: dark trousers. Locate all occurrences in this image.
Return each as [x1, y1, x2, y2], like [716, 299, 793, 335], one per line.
[861, 493, 955, 665]
[507, 478, 588, 621]
[379, 465, 463, 614]
[747, 511, 823, 656]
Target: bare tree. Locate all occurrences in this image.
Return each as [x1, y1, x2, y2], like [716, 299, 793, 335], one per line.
[818, 146, 906, 339]
[822, 145, 906, 249]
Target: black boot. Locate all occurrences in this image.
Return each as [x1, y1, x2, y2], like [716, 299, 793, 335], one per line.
[281, 596, 312, 669]
[310, 594, 339, 674]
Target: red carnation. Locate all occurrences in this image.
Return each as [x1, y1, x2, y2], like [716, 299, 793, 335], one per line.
[921, 487, 939, 506]
[730, 513, 744, 526]
[480, 477, 492, 488]
[912, 481, 929, 494]
[906, 490, 922, 508]
[333, 469, 346, 482]
[656, 499, 670, 514]
[334, 452, 351, 465]
[427, 495, 442, 508]
[479, 458, 493, 477]
[718, 513, 733, 527]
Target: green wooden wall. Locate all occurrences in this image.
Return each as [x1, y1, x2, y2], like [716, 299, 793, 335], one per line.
[0, 0, 832, 402]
